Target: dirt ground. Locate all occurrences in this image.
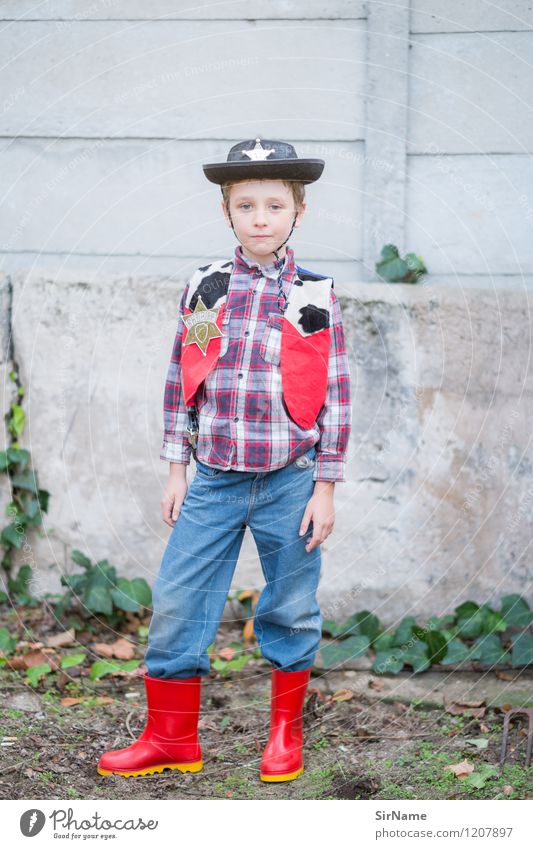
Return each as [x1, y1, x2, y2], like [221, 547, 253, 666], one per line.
[1, 608, 532, 801]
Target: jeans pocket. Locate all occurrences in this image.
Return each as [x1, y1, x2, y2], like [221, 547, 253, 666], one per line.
[294, 445, 317, 469]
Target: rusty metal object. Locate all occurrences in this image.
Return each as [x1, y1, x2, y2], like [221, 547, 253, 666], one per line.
[499, 707, 533, 768]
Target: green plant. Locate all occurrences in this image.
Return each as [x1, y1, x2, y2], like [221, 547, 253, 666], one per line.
[0, 371, 50, 605]
[376, 244, 427, 283]
[56, 549, 152, 625]
[319, 595, 533, 674]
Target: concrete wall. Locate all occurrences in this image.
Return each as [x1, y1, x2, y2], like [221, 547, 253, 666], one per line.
[5, 269, 532, 621]
[1, 2, 532, 620]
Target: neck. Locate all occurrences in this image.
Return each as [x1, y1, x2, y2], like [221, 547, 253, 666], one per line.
[240, 244, 287, 266]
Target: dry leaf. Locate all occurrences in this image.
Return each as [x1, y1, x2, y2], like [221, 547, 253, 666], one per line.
[60, 697, 85, 706]
[444, 759, 475, 778]
[93, 642, 115, 658]
[110, 638, 135, 660]
[503, 785, 514, 795]
[46, 629, 76, 649]
[444, 698, 486, 718]
[95, 697, 114, 705]
[218, 647, 236, 661]
[495, 671, 514, 681]
[94, 638, 135, 660]
[243, 619, 255, 642]
[331, 689, 354, 702]
[368, 678, 385, 691]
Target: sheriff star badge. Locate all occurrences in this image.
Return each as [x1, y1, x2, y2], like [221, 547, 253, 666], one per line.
[182, 295, 224, 356]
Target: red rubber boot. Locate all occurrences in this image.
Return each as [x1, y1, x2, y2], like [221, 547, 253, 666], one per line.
[260, 668, 311, 782]
[97, 674, 203, 778]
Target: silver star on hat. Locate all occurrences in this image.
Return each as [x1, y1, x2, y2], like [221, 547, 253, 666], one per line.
[242, 138, 275, 161]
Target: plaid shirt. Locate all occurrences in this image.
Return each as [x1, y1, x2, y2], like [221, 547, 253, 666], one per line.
[160, 244, 352, 481]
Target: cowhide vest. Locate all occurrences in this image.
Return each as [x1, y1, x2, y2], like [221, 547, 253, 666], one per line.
[180, 259, 333, 429]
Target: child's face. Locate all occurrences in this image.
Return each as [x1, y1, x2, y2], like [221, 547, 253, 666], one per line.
[221, 179, 306, 264]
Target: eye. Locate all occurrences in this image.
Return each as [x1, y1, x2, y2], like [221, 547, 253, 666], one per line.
[270, 205, 282, 211]
[239, 203, 252, 210]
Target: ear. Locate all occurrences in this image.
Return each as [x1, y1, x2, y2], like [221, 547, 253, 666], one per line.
[294, 201, 307, 227]
[221, 199, 232, 228]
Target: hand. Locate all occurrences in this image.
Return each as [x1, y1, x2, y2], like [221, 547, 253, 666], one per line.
[161, 474, 188, 527]
[299, 484, 335, 552]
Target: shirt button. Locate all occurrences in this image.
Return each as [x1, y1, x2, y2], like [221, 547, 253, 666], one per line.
[238, 373, 243, 379]
[234, 416, 239, 422]
[244, 330, 250, 336]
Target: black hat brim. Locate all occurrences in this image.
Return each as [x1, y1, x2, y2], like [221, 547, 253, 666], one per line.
[202, 159, 324, 185]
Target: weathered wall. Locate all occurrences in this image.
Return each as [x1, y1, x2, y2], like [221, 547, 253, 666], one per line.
[5, 269, 531, 619]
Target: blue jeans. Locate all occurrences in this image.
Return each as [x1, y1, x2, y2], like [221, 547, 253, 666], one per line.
[145, 445, 322, 678]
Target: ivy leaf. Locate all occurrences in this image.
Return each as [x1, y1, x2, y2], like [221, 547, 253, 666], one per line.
[441, 638, 471, 665]
[111, 578, 141, 613]
[511, 633, 533, 667]
[353, 611, 381, 642]
[1, 523, 25, 548]
[26, 663, 52, 686]
[90, 659, 140, 679]
[392, 616, 417, 646]
[11, 469, 39, 493]
[0, 627, 17, 655]
[500, 595, 533, 628]
[474, 634, 510, 667]
[129, 577, 152, 608]
[372, 648, 406, 675]
[71, 550, 93, 569]
[84, 585, 113, 616]
[61, 653, 87, 669]
[320, 635, 370, 669]
[401, 643, 431, 673]
[463, 764, 499, 789]
[372, 631, 394, 652]
[6, 447, 31, 467]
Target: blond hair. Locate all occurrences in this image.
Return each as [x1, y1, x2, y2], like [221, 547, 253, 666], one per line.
[221, 179, 306, 212]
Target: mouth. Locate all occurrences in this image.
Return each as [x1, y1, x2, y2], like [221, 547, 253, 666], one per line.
[252, 236, 271, 240]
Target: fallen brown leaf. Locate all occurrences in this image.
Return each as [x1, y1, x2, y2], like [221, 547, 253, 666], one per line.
[243, 619, 255, 642]
[46, 629, 76, 649]
[110, 638, 135, 660]
[495, 671, 514, 681]
[331, 689, 354, 702]
[443, 759, 475, 778]
[93, 638, 135, 660]
[60, 697, 85, 707]
[368, 678, 385, 691]
[218, 647, 236, 661]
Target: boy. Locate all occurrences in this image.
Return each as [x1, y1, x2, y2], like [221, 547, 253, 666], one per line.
[97, 138, 352, 783]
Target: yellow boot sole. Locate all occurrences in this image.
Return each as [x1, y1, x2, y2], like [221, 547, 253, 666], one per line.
[97, 760, 203, 778]
[260, 766, 304, 783]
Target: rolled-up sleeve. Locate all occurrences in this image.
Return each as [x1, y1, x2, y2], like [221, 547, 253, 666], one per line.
[313, 288, 352, 482]
[160, 282, 192, 464]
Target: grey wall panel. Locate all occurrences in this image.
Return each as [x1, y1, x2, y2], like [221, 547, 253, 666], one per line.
[0, 0, 367, 20]
[1, 20, 365, 138]
[411, 0, 533, 33]
[409, 32, 533, 154]
[0, 138, 363, 261]
[406, 154, 533, 276]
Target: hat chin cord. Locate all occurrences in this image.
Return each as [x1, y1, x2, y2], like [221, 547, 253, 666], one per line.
[225, 205, 298, 313]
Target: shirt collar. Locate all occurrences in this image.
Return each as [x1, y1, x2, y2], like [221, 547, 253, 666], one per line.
[233, 243, 296, 283]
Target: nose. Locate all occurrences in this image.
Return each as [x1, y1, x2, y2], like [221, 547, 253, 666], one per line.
[253, 207, 268, 227]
